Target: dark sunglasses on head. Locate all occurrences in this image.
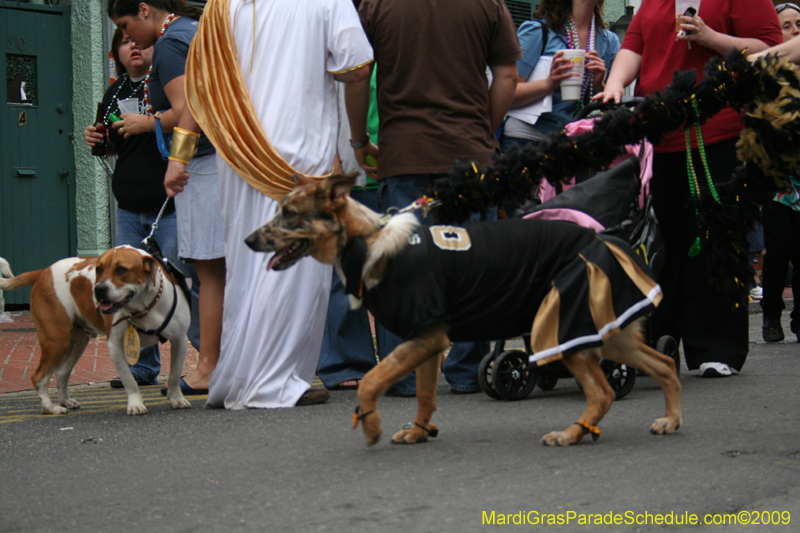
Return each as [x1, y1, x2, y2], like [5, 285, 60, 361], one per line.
[777, 3, 800, 15]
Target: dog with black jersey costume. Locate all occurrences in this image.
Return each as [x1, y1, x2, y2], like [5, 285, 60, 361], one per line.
[245, 174, 681, 447]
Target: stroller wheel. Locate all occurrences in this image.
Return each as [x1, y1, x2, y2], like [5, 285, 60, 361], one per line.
[491, 350, 537, 401]
[655, 335, 681, 378]
[600, 360, 636, 400]
[478, 351, 503, 400]
[535, 366, 559, 391]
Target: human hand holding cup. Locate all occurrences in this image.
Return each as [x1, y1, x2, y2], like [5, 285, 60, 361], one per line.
[115, 98, 140, 137]
[558, 49, 586, 101]
[117, 97, 140, 115]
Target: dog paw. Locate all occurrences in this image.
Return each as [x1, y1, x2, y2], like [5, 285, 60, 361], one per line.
[169, 397, 192, 410]
[364, 431, 382, 446]
[42, 405, 69, 415]
[360, 411, 382, 446]
[540, 430, 579, 446]
[61, 398, 81, 410]
[126, 404, 148, 416]
[391, 423, 435, 444]
[650, 417, 680, 435]
[390, 430, 427, 444]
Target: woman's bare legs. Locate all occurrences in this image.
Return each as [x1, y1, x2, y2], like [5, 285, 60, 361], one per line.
[183, 257, 225, 389]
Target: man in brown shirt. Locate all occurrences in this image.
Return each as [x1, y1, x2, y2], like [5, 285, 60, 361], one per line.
[347, 0, 521, 394]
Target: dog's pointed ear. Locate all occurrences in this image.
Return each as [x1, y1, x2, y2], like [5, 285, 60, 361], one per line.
[292, 173, 317, 187]
[320, 173, 357, 204]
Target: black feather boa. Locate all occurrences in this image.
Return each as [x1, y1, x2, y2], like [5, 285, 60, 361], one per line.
[427, 50, 800, 298]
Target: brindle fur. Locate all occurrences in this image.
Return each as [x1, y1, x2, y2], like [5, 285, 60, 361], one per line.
[246, 174, 682, 446]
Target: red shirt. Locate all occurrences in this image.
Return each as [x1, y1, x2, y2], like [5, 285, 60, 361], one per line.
[623, 0, 781, 152]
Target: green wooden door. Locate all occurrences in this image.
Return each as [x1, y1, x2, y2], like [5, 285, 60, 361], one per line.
[1, 3, 75, 305]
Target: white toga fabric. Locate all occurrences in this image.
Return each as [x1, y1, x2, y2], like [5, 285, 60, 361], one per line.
[207, 0, 374, 408]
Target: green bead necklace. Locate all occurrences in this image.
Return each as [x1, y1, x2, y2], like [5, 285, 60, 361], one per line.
[685, 98, 721, 257]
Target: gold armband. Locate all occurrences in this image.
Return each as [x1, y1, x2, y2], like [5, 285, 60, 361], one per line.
[169, 127, 201, 164]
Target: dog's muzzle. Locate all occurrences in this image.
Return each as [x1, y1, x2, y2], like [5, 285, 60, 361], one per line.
[245, 229, 271, 252]
[94, 284, 133, 314]
[265, 240, 311, 271]
[245, 225, 311, 271]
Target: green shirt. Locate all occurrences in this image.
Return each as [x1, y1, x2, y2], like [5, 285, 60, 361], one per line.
[363, 68, 379, 190]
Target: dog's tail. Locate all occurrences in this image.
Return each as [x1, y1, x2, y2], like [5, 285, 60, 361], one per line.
[0, 257, 43, 291]
[0, 257, 12, 278]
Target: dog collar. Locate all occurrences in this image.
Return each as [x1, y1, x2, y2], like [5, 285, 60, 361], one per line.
[133, 277, 179, 343]
[112, 268, 179, 343]
[111, 270, 164, 328]
[127, 269, 165, 321]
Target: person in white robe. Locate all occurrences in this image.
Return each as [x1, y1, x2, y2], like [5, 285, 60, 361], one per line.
[164, 0, 374, 408]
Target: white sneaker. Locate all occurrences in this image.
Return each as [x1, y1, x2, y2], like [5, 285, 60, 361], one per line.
[749, 286, 763, 300]
[699, 362, 733, 378]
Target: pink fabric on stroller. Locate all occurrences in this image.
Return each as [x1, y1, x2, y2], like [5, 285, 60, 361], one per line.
[524, 207, 607, 232]
[530, 117, 654, 228]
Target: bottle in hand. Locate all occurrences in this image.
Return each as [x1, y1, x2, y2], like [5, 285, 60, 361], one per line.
[91, 102, 107, 157]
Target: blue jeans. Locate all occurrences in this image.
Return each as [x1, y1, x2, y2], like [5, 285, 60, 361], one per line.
[377, 174, 495, 393]
[115, 208, 201, 384]
[499, 135, 538, 154]
[317, 188, 417, 394]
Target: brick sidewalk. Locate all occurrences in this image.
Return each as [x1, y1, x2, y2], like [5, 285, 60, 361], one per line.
[0, 310, 198, 394]
[1, 286, 792, 395]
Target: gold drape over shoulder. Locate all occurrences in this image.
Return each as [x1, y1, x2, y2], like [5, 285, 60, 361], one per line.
[185, 0, 328, 200]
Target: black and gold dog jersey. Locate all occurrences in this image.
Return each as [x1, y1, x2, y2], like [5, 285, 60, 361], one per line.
[354, 218, 661, 363]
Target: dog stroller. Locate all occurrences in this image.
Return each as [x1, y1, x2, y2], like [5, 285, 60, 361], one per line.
[478, 101, 680, 402]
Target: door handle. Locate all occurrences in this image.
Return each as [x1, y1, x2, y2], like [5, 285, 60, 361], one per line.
[14, 167, 36, 178]
[59, 170, 70, 179]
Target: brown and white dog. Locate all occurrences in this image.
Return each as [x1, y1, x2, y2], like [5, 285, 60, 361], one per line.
[245, 174, 681, 447]
[0, 246, 191, 415]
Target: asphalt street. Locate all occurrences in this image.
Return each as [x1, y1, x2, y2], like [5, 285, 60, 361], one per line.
[0, 313, 798, 533]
